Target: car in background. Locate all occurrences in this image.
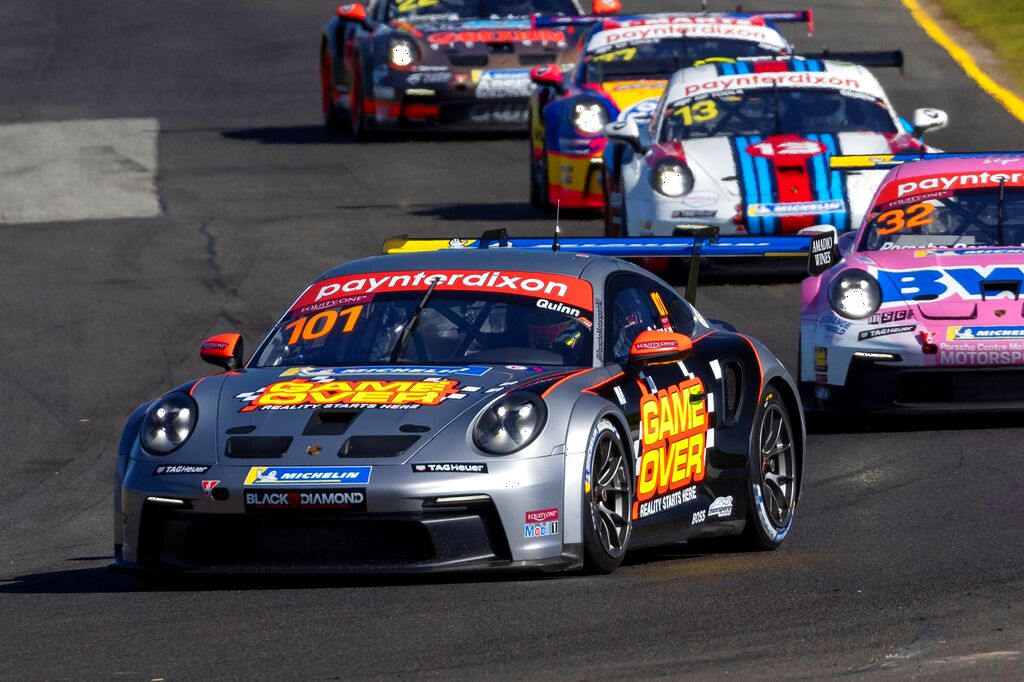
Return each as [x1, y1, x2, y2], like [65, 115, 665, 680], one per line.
[320, 0, 620, 138]
[602, 55, 949, 240]
[527, 11, 811, 210]
[114, 238, 806, 575]
[800, 153, 1024, 412]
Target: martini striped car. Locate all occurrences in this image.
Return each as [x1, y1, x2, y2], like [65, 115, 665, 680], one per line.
[602, 55, 949, 239]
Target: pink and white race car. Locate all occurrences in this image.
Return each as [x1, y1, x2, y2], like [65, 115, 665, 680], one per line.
[799, 153, 1024, 412]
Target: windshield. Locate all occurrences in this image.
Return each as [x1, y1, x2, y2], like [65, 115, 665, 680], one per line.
[660, 88, 898, 141]
[860, 188, 1024, 251]
[255, 275, 594, 368]
[389, 0, 578, 19]
[582, 38, 780, 83]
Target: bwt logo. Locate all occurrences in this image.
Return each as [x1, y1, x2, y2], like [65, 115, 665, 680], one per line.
[874, 266, 1024, 304]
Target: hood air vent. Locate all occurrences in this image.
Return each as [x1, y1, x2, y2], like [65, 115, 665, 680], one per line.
[303, 410, 359, 436]
[226, 436, 292, 458]
[339, 435, 420, 458]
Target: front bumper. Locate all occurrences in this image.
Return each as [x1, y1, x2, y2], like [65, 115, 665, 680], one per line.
[625, 195, 739, 237]
[803, 355, 1024, 413]
[116, 456, 578, 573]
[547, 150, 604, 209]
[352, 72, 532, 130]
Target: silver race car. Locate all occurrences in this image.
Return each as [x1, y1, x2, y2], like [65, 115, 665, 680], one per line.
[114, 235, 807, 575]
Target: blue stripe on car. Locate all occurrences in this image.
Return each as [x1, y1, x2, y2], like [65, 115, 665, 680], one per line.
[734, 135, 762, 234]
[750, 135, 777, 234]
[819, 133, 850, 230]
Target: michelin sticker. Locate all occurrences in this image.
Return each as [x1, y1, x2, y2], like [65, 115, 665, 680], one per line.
[244, 466, 372, 486]
[748, 200, 845, 217]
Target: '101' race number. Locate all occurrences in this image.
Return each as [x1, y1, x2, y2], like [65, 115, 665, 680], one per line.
[284, 306, 363, 345]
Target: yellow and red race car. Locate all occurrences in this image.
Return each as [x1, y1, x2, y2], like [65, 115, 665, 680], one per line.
[527, 11, 811, 209]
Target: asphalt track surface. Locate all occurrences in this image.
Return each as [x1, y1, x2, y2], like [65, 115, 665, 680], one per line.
[2, 0, 1024, 679]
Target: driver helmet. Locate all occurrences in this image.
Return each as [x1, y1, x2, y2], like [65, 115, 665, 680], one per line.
[801, 93, 842, 119]
[527, 306, 584, 352]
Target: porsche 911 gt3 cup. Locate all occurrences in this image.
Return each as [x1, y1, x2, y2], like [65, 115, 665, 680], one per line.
[527, 11, 809, 210]
[800, 153, 1024, 412]
[602, 55, 949, 239]
[113, 236, 809, 575]
[320, 0, 620, 138]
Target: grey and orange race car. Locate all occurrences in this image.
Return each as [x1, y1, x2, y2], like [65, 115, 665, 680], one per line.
[320, 0, 620, 138]
[114, 234, 809, 574]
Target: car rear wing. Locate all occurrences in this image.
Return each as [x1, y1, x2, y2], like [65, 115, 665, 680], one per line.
[732, 50, 904, 73]
[830, 152, 1022, 171]
[533, 9, 813, 35]
[800, 49, 903, 72]
[382, 227, 838, 304]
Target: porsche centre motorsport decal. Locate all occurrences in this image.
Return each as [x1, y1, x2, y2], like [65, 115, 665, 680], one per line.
[236, 377, 481, 412]
[634, 376, 712, 520]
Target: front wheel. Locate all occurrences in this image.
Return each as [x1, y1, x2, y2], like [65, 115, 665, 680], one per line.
[321, 50, 347, 133]
[531, 143, 551, 211]
[582, 418, 632, 574]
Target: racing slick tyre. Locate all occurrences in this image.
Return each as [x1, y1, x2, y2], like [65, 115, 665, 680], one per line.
[350, 58, 374, 142]
[321, 50, 348, 133]
[602, 179, 620, 237]
[693, 387, 798, 552]
[582, 418, 633, 574]
[531, 136, 552, 212]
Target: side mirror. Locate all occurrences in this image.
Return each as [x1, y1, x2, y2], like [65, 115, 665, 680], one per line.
[201, 333, 244, 371]
[604, 119, 645, 153]
[627, 330, 692, 372]
[335, 3, 370, 28]
[592, 0, 622, 15]
[529, 65, 564, 94]
[911, 107, 948, 137]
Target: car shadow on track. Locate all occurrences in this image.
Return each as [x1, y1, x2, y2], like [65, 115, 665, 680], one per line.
[808, 411, 1024, 435]
[0, 564, 565, 594]
[0, 546, 724, 593]
[220, 125, 524, 146]
[406, 202, 554, 223]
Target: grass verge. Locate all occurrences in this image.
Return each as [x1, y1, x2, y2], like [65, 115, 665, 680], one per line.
[932, 0, 1024, 91]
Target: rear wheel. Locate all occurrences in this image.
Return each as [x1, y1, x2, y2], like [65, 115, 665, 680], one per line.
[747, 389, 798, 548]
[690, 387, 798, 553]
[582, 419, 632, 574]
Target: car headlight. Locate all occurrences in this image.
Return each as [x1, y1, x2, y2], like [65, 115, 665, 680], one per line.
[472, 392, 547, 455]
[388, 38, 419, 70]
[140, 392, 198, 455]
[828, 269, 881, 320]
[572, 100, 608, 135]
[650, 159, 693, 198]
